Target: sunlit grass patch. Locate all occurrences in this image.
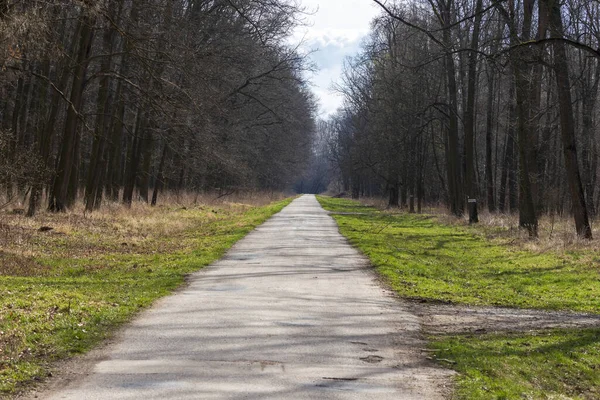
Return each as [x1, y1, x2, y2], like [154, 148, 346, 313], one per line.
[0, 197, 292, 394]
[318, 196, 600, 399]
[317, 196, 600, 313]
[432, 329, 600, 400]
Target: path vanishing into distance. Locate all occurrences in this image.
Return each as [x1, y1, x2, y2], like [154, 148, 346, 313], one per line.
[36, 195, 452, 400]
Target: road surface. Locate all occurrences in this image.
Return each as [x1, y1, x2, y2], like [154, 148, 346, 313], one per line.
[41, 195, 451, 399]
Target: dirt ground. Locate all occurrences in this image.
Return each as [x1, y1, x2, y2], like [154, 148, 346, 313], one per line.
[408, 301, 600, 335]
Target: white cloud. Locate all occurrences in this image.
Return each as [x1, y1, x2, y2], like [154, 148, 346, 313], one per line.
[291, 0, 380, 117]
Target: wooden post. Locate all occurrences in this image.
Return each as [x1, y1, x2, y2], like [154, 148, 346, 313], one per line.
[468, 198, 479, 224]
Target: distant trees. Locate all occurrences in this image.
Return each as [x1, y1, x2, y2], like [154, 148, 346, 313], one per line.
[294, 120, 333, 194]
[0, 0, 315, 215]
[325, 0, 599, 239]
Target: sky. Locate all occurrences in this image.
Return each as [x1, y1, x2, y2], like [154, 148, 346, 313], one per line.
[291, 0, 381, 118]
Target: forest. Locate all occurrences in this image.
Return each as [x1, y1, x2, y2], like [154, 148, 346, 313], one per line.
[4, 0, 600, 240]
[2, 2, 600, 397]
[309, 0, 600, 239]
[0, 0, 315, 215]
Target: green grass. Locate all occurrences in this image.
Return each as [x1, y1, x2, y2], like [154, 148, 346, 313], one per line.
[317, 196, 600, 400]
[0, 198, 292, 394]
[317, 196, 600, 313]
[433, 329, 600, 400]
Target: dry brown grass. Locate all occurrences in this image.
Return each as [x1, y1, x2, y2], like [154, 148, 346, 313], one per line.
[442, 210, 600, 254]
[344, 195, 600, 254]
[0, 192, 293, 394]
[0, 190, 289, 276]
[166, 190, 290, 207]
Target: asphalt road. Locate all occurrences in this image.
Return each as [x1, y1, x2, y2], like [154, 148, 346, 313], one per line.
[43, 195, 450, 399]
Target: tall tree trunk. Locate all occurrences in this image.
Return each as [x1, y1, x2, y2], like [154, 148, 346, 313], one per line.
[27, 60, 51, 216]
[151, 143, 168, 206]
[440, 0, 463, 217]
[105, 75, 125, 202]
[27, 21, 75, 216]
[138, 128, 153, 203]
[527, 0, 549, 214]
[498, 135, 509, 213]
[400, 176, 408, 208]
[6, 75, 24, 199]
[417, 134, 427, 214]
[351, 174, 360, 200]
[66, 129, 81, 208]
[85, 20, 115, 212]
[546, 0, 592, 239]
[485, 68, 496, 212]
[514, 66, 538, 236]
[49, 15, 94, 212]
[502, 0, 538, 236]
[463, 0, 483, 222]
[580, 60, 600, 218]
[122, 109, 144, 207]
[388, 180, 399, 208]
[103, 0, 128, 202]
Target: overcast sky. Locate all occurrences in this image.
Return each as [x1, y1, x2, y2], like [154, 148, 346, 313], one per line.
[292, 0, 381, 118]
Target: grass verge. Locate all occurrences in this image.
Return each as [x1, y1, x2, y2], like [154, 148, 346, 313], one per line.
[317, 196, 600, 399]
[317, 196, 600, 312]
[432, 328, 600, 400]
[0, 197, 292, 395]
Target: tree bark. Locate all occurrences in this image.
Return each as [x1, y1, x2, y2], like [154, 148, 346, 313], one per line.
[151, 143, 168, 206]
[122, 109, 144, 207]
[545, 0, 592, 239]
[502, 0, 538, 236]
[439, 0, 463, 217]
[463, 0, 483, 222]
[580, 60, 600, 218]
[27, 20, 75, 216]
[85, 22, 114, 212]
[138, 127, 153, 203]
[485, 68, 496, 213]
[388, 181, 399, 208]
[49, 15, 94, 212]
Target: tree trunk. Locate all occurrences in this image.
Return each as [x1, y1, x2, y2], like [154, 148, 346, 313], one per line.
[463, 0, 483, 222]
[388, 181, 399, 208]
[27, 24, 75, 216]
[508, 134, 518, 213]
[504, 0, 538, 236]
[103, 0, 128, 203]
[122, 109, 144, 207]
[6, 75, 24, 199]
[49, 15, 94, 212]
[580, 60, 600, 218]
[514, 66, 538, 236]
[440, 0, 463, 217]
[527, 0, 549, 214]
[400, 178, 408, 208]
[151, 143, 168, 206]
[546, 0, 592, 239]
[105, 77, 125, 202]
[85, 21, 115, 212]
[485, 63, 497, 213]
[138, 128, 153, 203]
[351, 176, 360, 200]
